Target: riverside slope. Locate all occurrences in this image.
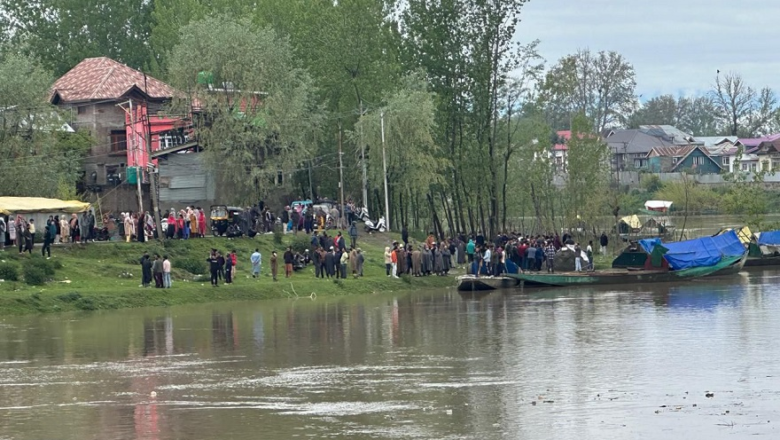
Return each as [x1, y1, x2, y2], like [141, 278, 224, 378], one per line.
[0, 233, 454, 315]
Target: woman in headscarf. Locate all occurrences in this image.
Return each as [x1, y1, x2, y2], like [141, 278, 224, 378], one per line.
[123, 213, 133, 242]
[198, 208, 207, 237]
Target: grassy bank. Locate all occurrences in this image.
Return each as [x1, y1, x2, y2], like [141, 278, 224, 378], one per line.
[0, 233, 456, 316]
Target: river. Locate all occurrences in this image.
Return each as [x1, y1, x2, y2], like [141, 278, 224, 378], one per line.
[2, 269, 780, 439]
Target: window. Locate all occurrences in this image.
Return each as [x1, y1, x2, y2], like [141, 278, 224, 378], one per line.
[110, 131, 127, 152]
[77, 106, 88, 115]
[722, 156, 730, 166]
[742, 163, 749, 171]
[672, 157, 679, 164]
[692, 156, 704, 166]
[751, 163, 758, 171]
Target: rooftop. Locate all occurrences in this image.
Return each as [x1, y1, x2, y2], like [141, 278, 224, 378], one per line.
[50, 57, 176, 104]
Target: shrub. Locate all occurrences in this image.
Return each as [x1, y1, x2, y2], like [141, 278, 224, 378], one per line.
[28, 257, 56, 277]
[0, 263, 19, 281]
[273, 225, 283, 245]
[57, 292, 82, 303]
[290, 234, 312, 254]
[175, 257, 207, 275]
[23, 265, 48, 286]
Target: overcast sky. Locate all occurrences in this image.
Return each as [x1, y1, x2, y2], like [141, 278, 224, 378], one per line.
[518, 0, 780, 101]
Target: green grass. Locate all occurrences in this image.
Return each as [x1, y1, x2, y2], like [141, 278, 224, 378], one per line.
[0, 233, 456, 316]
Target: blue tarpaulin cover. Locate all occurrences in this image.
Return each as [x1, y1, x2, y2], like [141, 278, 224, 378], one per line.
[757, 230, 780, 246]
[638, 230, 745, 270]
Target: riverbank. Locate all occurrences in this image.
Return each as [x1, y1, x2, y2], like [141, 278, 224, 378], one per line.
[0, 233, 457, 316]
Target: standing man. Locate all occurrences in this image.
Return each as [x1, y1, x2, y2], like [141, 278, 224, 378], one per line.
[140, 252, 152, 288]
[356, 248, 365, 277]
[574, 243, 583, 272]
[600, 232, 609, 255]
[340, 247, 349, 279]
[224, 251, 233, 284]
[41, 218, 55, 258]
[586, 240, 594, 271]
[207, 249, 220, 287]
[25, 219, 35, 254]
[325, 247, 336, 279]
[283, 246, 294, 278]
[162, 255, 172, 288]
[270, 251, 279, 281]
[230, 249, 237, 280]
[312, 246, 322, 278]
[152, 254, 163, 288]
[250, 248, 262, 278]
[544, 241, 556, 273]
[348, 221, 358, 248]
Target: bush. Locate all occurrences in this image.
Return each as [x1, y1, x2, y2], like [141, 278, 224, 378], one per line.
[0, 263, 19, 281]
[273, 225, 283, 245]
[23, 265, 48, 285]
[29, 257, 56, 277]
[290, 234, 312, 254]
[175, 257, 207, 275]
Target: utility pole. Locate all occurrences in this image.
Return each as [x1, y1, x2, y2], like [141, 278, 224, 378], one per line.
[142, 92, 164, 240]
[308, 159, 314, 201]
[129, 100, 143, 214]
[338, 120, 345, 230]
[380, 111, 390, 231]
[359, 101, 368, 210]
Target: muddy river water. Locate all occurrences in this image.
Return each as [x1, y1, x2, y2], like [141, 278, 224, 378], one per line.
[2, 269, 780, 439]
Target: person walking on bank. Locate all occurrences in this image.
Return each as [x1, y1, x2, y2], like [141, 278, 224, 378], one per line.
[225, 252, 233, 284]
[250, 249, 262, 278]
[152, 254, 163, 288]
[207, 250, 220, 287]
[283, 247, 294, 278]
[348, 221, 358, 248]
[270, 251, 279, 281]
[162, 255, 172, 288]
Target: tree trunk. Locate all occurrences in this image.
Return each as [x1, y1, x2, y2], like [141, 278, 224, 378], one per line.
[427, 193, 444, 241]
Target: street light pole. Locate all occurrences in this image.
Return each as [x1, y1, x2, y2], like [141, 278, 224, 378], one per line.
[380, 111, 390, 231]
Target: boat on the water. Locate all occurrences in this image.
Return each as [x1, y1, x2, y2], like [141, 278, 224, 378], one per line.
[509, 253, 746, 288]
[457, 275, 519, 291]
[456, 260, 520, 291]
[745, 229, 780, 267]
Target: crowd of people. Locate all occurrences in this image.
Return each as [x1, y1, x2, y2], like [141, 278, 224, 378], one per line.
[0, 212, 98, 256]
[461, 231, 607, 276]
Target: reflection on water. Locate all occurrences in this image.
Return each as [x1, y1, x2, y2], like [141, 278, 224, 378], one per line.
[2, 269, 780, 439]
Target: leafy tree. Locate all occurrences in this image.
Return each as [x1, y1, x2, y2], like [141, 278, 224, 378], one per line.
[628, 94, 719, 136]
[166, 16, 323, 204]
[0, 52, 92, 197]
[3, 0, 155, 75]
[352, 72, 445, 231]
[564, 113, 610, 229]
[539, 49, 637, 132]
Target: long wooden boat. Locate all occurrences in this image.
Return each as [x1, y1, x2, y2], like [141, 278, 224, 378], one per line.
[456, 275, 519, 291]
[744, 255, 780, 267]
[507, 253, 746, 288]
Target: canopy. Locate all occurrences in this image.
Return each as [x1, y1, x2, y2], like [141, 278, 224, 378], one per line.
[0, 197, 91, 215]
[645, 200, 673, 210]
[638, 230, 745, 270]
[758, 230, 780, 246]
[620, 214, 642, 229]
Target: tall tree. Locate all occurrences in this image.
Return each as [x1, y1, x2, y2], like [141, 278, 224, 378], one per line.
[711, 72, 778, 137]
[564, 113, 610, 229]
[3, 0, 155, 75]
[628, 94, 719, 136]
[166, 16, 323, 204]
[539, 49, 637, 132]
[401, 0, 534, 237]
[0, 51, 92, 197]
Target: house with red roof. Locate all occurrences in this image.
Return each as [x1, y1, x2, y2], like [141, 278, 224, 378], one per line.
[552, 130, 570, 172]
[51, 57, 200, 213]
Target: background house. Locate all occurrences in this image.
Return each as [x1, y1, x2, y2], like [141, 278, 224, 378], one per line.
[51, 57, 203, 213]
[647, 146, 721, 174]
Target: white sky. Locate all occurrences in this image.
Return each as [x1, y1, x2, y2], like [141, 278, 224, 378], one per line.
[518, 0, 780, 100]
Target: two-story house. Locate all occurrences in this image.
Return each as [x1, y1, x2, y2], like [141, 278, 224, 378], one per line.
[646, 146, 722, 174]
[50, 57, 200, 213]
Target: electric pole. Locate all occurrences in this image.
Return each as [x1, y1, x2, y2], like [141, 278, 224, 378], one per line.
[143, 73, 163, 240]
[359, 101, 368, 210]
[338, 120, 345, 230]
[380, 110, 390, 231]
[129, 100, 143, 214]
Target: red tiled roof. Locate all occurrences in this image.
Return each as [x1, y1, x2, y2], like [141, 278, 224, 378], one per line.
[554, 130, 571, 151]
[50, 57, 176, 103]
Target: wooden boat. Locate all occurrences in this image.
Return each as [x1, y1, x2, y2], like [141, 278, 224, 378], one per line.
[507, 254, 745, 288]
[456, 275, 519, 291]
[744, 255, 780, 267]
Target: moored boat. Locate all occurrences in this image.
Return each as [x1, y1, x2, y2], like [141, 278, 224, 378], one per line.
[456, 275, 519, 291]
[508, 254, 745, 288]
